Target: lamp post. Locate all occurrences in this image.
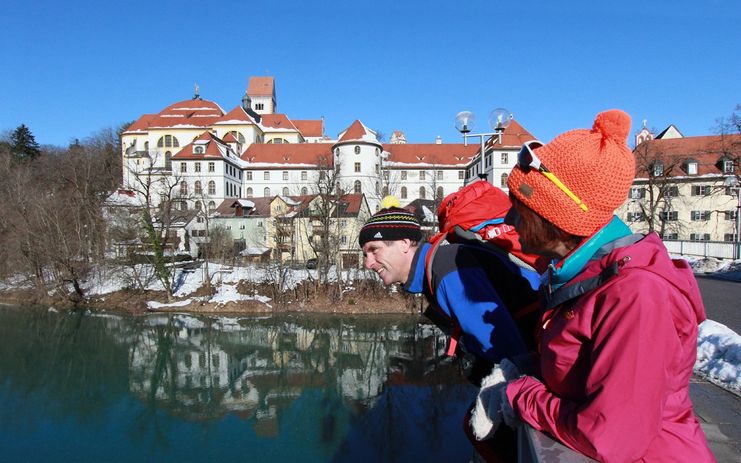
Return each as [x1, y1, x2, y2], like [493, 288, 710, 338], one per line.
[724, 176, 741, 260]
[455, 108, 511, 182]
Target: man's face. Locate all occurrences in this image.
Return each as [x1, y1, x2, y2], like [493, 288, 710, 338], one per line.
[362, 239, 414, 286]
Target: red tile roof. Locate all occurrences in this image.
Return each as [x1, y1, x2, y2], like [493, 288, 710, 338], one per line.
[338, 194, 364, 215]
[171, 131, 232, 160]
[293, 119, 324, 138]
[382, 143, 479, 166]
[247, 77, 275, 97]
[215, 197, 273, 217]
[484, 119, 536, 149]
[241, 143, 334, 166]
[221, 132, 239, 143]
[123, 98, 225, 132]
[260, 114, 298, 130]
[633, 134, 741, 178]
[214, 105, 258, 124]
[338, 120, 374, 142]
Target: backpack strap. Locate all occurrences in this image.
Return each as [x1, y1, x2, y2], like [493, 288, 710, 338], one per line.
[424, 235, 462, 357]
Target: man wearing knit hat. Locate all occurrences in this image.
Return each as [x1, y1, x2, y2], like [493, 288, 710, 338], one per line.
[470, 110, 713, 462]
[359, 196, 540, 369]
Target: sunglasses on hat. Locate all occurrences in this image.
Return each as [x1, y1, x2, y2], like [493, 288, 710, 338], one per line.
[517, 140, 589, 212]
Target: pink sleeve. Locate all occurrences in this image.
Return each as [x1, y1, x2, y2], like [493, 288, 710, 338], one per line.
[506, 275, 678, 462]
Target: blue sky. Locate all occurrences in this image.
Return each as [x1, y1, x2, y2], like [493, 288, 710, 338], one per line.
[1, 0, 739, 147]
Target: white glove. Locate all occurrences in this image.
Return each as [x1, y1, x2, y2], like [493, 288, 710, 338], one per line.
[469, 358, 522, 441]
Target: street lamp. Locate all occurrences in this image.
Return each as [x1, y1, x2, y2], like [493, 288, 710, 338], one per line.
[724, 176, 741, 260]
[455, 108, 511, 182]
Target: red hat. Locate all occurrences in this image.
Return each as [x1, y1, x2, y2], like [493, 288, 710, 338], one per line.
[507, 110, 635, 236]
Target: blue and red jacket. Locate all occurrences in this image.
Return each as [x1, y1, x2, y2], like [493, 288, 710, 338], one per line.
[403, 242, 541, 363]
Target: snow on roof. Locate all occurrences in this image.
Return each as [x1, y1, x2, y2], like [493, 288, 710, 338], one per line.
[105, 189, 141, 207]
[383, 143, 478, 166]
[241, 143, 333, 166]
[236, 199, 255, 208]
[337, 120, 380, 144]
[240, 246, 271, 256]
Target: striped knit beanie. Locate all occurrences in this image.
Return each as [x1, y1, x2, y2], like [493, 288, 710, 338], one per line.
[359, 196, 421, 247]
[507, 109, 635, 236]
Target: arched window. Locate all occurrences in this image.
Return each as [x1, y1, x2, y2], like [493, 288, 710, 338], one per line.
[208, 201, 215, 212]
[419, 186, 426, 199]
[500, 173, 509, 188]
[195, 201, 202, 211]
[194, 181, 202, 195]
[354, 180, 361, 194]
[382, 186, 389, 197]
[264, 187, 270, 197]
[164, 151, 172, 171]
[144, 141, 149, 151]
[208, 180, 216, 195]
[180, 181, 188, 196]
[228, 130, 245, 144]
[401, 187, 407, 199]
[157, 135, 179, 148]
[267, 138, 289, 144]
[180, 201, 187, 211]
[282, 187, 289, 196]
[354, 146, 361, 154]
[246, 187, 253, 197]
[375, 182, 380, 195]
[436, 186, 444, 200]
[301, 187, 308, 195]
[194, 146, 204, 154]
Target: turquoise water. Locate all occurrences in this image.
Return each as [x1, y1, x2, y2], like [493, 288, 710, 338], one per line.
[0, 307, 477, 462]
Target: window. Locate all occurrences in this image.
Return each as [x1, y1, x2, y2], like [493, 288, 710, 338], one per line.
[691, 210, 711, 221]
[629, 187, 645, 199]
[208, 181, 216, 195]
[725, 210, 738, 220]
[459, 170, 465, 180]
[246, 171, 252, 181]
[652, 161, 664, 176]
[264, 171, 270, 181]
[436, 186, 444, 200]
[354, 162, 361, 173]
[419, 187, 426, 199]
[340, 219, 347, 228]
[485, 154, 491, 168]
[626, 211, 645, 222]
[354, 180, 361, 194]
[334, 148, 339, 156]
[320, 171, 326, 181]
[690, 233, 711, 241]
[246, 187, 253, 197]
[375, 182, 380, 195]
[195, 201, 201, 211]
[401, 171, 407, 180]
[437, 170, 443, 180]
[501, 173, 508, 188]
[419, 171, 426, 180]
[194, 181, 202, 195]
[724, 233, 737, 242]
[280, 187, 288, 196]
[195, 162, 201, 173]
[663, 185, 679, 197]
[375, 164, 380, 174]
[401, 186, 407, 199]
[723, 160, 735, 174]
[264, 187, 270, 197]
[255, 103, 264, 110]
[180, 181, 188, 195]
[194, 146, 204, 154]
[283, 171, 288, 181]
[164, 152, 172, 171]
[228, 130, 245, 144]
[383, 170, 389, 180]
[341, 235, 347, 245]
[301, 171, 307, 181]
[208, 201, 215, 212]
[208, 162, 215, 173]
[354, 146, 361, 154]
[501, 153, 509, 164]
[180, 163, 187, 173]
[691, 185, 712, 196]
[301, 187, 308, 195]
[686, 161, 698, 175]
[157, 135, 179, 148]
[382, 186, 389, 196]
[659, 211, 678, 221]
[661, 232, 678, 240]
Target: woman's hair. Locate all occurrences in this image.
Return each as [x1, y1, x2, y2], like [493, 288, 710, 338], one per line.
[511, 195, 584, 251]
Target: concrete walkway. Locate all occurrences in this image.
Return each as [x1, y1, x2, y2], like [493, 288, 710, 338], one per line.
[690, 376, 741, 462]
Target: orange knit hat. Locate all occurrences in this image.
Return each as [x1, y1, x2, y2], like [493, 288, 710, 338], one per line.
[507, 109, 635, 236]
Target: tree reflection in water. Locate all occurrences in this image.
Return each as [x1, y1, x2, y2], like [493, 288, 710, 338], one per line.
[0, 307, 477, 462]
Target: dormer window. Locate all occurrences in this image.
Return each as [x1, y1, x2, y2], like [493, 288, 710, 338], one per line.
[194, 146, 205, 154]
[723, 159, 735, 174]
[652, 161, 664, 176]
[685, 159, 698, 175]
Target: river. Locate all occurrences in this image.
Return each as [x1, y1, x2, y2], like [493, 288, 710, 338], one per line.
[0, 306, 478, 462]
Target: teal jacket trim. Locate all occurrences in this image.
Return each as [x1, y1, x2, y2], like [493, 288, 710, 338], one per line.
[548, 216, 632, 290]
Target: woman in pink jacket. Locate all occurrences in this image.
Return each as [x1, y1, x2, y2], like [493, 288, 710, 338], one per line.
[472, 110, 714, 462]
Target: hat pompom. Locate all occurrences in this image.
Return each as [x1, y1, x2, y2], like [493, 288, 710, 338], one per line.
[592, 109, 631, 143]
[381, 195, 400, 209]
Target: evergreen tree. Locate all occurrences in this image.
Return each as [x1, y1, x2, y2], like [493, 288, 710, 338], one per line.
[11, 124, 41, 161]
